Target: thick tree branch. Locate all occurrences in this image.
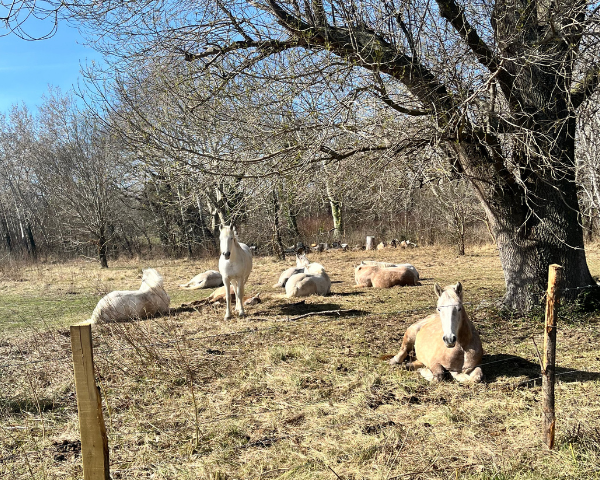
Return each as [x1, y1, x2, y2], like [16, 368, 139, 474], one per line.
[373, 72, 429, 116]
[266, 0, 456, 116]
[319, 144, 389, 161]
[182, 38, 305, 61]
[435, 0, 514, 97]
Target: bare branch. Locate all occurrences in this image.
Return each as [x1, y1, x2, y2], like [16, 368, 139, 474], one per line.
[571, 63, 600, 109]
[435, 0, 514, 96]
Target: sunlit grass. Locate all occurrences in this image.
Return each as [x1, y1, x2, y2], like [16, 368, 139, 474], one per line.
[1, 244, 599, 479]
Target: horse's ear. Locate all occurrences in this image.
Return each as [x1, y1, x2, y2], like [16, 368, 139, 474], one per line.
[434, 283, 443, 298]
[455, 282, 463, 297]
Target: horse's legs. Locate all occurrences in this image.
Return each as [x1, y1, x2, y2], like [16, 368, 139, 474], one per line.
[223, 277, 232, 320]
[406, 360, 424, 370]
[235, 279, 245, 317]
[389, 324, 419, 365]
[450, 366, 484, 383]
[419, 363, 445, 382]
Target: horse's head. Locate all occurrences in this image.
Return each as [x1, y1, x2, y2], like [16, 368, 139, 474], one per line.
[296, 253, 310, 268]
[434, 282, 463, 348]
[219, 225, 236, 260]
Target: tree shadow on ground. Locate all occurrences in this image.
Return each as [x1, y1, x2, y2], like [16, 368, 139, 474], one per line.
[275, 301, 365, 317]
[329, 291, 364, 297]
[482, 354, 600, 385]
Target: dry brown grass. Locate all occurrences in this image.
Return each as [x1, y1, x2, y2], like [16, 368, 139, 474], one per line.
[1, 245, 600, 479]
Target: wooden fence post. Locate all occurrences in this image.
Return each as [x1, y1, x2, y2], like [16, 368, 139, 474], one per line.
[542, 264, 563, 449]
[366, 236, 375, 250]
[71, 320, 110, 479]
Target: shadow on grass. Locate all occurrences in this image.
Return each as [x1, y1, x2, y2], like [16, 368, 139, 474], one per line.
[329, 291, 364, 297]
[483, 354, 600, 385]
[276, 301, 366, 317]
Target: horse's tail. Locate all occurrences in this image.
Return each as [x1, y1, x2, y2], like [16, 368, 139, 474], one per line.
[142, 268, 164, 289]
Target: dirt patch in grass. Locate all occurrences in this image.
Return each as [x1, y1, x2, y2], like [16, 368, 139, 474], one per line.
[1, 245, 600, 479]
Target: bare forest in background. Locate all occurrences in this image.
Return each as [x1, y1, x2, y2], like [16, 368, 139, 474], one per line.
[3, 1, 600, 311]
[0, 91, 495, 266]
[2, 88, 600, 266]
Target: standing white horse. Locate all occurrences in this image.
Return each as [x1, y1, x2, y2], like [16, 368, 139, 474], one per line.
[218, 225, 253, 320]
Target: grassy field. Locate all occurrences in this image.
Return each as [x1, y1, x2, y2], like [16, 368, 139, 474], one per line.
[1, 244, 600, 479]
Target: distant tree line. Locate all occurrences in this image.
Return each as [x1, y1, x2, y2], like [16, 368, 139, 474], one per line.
[0, 91, 497, 266]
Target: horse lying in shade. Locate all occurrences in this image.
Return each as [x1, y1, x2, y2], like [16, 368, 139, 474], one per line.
[179, 270, 223, 289]
[285, 262, 331, 297]
[355, 264, 419, 288]
[207, 285, 261, 306]
[273, 253, 310, 288]
[90, 268, 170, 323]
[389, 282, 483, 383]
[219, 225, 253, 320]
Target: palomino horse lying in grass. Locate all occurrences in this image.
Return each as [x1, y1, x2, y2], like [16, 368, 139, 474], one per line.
[179, 270, 223, 289]
[207, 285, 261, 306]
[389, 282, 483, 382]
[359, 261, 420, 282]
[285, 262, 331, 297]
[355, 264, 419, 288]
[219, 225, 253, 320]
[90, 268, 170, 323]
[273, 253, 310, 288]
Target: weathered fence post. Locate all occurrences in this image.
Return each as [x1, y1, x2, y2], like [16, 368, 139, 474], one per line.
[366, 236, 375, 250]
[542, 264, 562, 449]
[71, 320, 110, 479]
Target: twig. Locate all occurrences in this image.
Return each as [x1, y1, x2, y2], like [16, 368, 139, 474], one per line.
[532, 336, 545, 373]
[327, 464, 343, 479]
[281, 309, 351, 322]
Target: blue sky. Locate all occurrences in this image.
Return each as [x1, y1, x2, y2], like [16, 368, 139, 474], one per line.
[0, 22, 102, 113]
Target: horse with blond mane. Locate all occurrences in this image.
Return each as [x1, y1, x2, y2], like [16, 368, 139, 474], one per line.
[389, 282, 483, 382]
[218, 225, 253, 320]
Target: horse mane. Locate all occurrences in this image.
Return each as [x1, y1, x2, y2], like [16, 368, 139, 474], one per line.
[142, 268, 164, 289]
[439, 283, 462, 303]
[220, 225, 238, 240]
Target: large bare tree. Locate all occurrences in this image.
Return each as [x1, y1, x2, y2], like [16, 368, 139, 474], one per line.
[4, 0, 600, 310]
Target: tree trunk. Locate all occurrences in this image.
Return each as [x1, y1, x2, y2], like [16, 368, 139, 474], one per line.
[286, 206, 301, 239]
[329, 198, 343, 241]
[25, 220, 37, 261]
[98, 228, 109, 268]
[0, 213, 12, 252]
[454, 124, 594, 311]
[453, 206, 465, 256]
[271, 189, 286, 260]
[324, 165, 343, 240]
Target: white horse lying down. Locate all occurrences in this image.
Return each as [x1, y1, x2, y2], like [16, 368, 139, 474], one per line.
[179, 270, 223, 289]
[90, 268, 170, 323]
[207, 285, 261, 305]
[285, 262, 331, 297]
[273, 253, 310, 288]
